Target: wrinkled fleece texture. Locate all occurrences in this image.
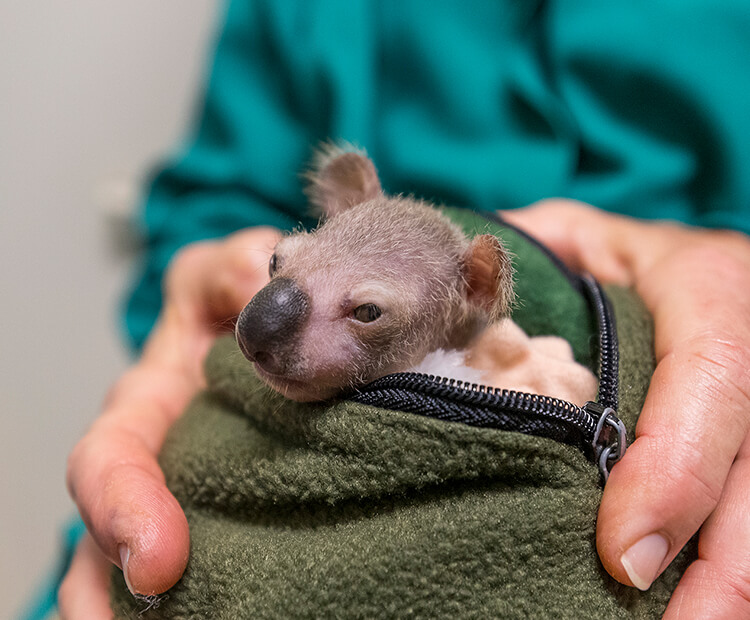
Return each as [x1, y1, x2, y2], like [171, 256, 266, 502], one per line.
[112, 210, 696, 618]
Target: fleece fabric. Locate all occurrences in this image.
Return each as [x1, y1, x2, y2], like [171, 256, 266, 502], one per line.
[110, 291, 692, 619]
[111, 219, 695, 618]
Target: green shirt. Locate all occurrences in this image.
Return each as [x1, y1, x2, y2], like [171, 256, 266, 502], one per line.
[125, 0, 750, 350]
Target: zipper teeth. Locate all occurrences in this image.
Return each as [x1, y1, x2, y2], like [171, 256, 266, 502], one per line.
[350, 263, 622, 463]
[352, 275, 623, 451]
[582, 276, 619, 411]
[356, 372, 597, 437]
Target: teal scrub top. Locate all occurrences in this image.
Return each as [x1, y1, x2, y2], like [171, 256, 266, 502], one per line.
[125, 0, 750, 351]
[24, 4, 749, 617]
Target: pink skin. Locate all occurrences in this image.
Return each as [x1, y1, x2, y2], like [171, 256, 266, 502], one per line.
[61, 227, 281, 617]
[61, 201, 750, 619]
[246, 266, 418, 401]
[503, 200, 750, 618]
[239, 185, 509, 402]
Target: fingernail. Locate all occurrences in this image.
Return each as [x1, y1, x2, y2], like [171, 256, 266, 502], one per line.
[119, 544, 135, 595]
[620, 534, 669, 591]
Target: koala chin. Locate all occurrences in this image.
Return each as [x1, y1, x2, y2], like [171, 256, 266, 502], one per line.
[236, 144, 514, 402]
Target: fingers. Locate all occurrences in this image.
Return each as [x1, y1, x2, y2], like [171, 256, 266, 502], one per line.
[67, 364, 192, 595]
[165, 226, 281, 329]
[597, 326, 750, 589]
[500, 200, 637, 285]
[58, 534, 113, 620]
[502, 201, 750, 598]
[66, 226, 282, 595]
[147, 226, 281, 376]
[663, 437, 750, 618]
[500, 199, 691, 287]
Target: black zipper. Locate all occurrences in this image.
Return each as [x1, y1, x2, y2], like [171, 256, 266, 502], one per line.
[350, 273, 627, 483]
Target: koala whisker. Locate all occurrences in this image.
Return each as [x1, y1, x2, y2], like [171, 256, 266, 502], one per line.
[234, 146, 514, 402]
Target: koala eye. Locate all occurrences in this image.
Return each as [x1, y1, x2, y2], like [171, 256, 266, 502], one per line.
[353, 303, 382, 323]
[268, 253, 279, 278]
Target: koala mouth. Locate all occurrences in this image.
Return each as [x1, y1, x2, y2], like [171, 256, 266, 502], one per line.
[252, 364, 334, 402]
[253, 363, 300, 385]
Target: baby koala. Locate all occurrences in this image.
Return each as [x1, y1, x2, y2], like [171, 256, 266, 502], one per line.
[235, 146, 514, 401]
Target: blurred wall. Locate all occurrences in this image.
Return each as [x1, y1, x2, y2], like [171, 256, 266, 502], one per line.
[0, 1, 219, 616]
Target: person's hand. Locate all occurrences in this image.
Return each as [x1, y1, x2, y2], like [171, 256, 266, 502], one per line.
[502, 200, 750, 619]
[58, 226, 281, 619]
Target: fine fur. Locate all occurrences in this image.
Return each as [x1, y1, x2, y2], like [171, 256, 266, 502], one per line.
[236, 145, 514, 401]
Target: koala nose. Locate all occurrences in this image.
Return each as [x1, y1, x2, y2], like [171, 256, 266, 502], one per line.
[235, 277, 309, 374]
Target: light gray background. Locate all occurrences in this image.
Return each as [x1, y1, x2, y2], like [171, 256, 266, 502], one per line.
[0, 2, 219, 616]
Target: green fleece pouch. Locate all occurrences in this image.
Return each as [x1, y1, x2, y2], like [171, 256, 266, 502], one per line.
[111, 209, 695, 619]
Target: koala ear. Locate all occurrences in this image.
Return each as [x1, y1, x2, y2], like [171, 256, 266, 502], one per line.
[463, 234, 515, 321]
[305, 144, 382, 218]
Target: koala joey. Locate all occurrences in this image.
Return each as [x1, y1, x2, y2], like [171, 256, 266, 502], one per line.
[235, 145, 514, 402]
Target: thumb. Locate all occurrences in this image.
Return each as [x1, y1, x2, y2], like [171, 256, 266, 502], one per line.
[503, 200, 750, 594]
[67, 226, 282, 596]
[146, 226, 282, 376]
[165, 226, 282, 329]
[500, 200, 643, 286]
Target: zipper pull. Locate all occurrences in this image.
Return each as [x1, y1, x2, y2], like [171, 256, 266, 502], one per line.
[584, 401, 628, 484]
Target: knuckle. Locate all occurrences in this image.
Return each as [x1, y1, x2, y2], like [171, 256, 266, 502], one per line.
[705, 228, 750, 255]
[66, 426, 146, 506]
[164, 241, 216, 294]
[637, 432, 724, 515]
[664, 439, 724, 509]
[65, 429, 114, 510]
[687, 335, 750, 415]
[520, 199, 588, 224]
[718, 568, 750, 611]
[226, 226, 280, 250]
[170, 241, 213, 273]
[535, 198, 602, 223]
[224, 231, 278, 278]
[675, 242, 747, 284]
[537, 197, 591, 212]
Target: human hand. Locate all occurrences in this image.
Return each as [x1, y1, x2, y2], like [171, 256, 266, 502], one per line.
[502, 200, 750, 619]
[59, 227, 281, 618]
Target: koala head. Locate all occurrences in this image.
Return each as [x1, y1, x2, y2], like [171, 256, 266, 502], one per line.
[235, 146, 514, 401]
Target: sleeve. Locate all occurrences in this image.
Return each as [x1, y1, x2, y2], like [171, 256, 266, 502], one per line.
[546, 0, 750, 233]
[123, 0, 322, 351]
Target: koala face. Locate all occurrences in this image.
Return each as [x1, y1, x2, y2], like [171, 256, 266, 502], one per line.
[235, 147, 514, 401]
[236, 199, 463, 400]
